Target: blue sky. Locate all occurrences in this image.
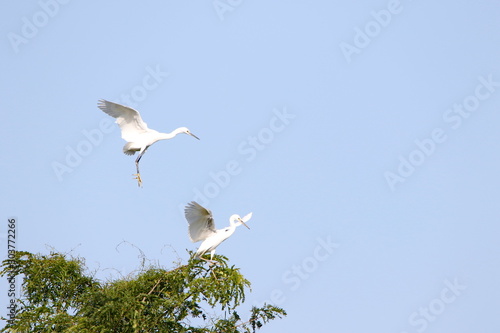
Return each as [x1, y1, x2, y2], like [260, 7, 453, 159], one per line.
[2, 1, 500, 332]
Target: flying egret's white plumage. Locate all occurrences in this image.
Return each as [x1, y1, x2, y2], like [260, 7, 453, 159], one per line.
[184, 201, 252, 263]
[97, 99, 199, 186]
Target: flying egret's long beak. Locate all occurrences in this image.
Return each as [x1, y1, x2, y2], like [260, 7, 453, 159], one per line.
[188, 132, 200, 140]
[238, 218, 250, 229]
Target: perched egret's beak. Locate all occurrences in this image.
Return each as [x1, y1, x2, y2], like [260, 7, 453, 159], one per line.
[187, 132, 200, 140]
[238, 218, 250, 229]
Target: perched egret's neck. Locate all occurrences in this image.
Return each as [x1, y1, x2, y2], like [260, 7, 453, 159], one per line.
[229, 215, 241, 227]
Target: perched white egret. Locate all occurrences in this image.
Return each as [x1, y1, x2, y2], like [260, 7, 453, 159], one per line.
[184, 201, 252, 264]
[97, 99, 199, 187]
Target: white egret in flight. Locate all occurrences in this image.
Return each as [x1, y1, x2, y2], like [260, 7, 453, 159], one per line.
[97, 99, 199, 187]
[184, 201, 252, 264]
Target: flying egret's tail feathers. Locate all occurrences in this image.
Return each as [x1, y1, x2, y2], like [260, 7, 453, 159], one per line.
[123, 143, 137, 155]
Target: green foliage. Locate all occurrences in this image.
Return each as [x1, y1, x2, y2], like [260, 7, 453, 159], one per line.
[1, 251, 97, 332]
[1, 251, 286, 332]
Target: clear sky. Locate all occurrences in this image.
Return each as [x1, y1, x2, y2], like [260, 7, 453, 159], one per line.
[2, 1, 500, 332]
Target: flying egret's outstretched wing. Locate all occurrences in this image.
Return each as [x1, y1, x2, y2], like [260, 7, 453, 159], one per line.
[97, 99, 151, 142]
[185, 201, 216, 242]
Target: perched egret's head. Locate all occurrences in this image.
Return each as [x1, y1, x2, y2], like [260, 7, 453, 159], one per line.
[230, 213, 252, 229]
[179, 127, 200, 140]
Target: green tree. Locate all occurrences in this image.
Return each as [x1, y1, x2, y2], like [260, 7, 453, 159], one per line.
[1, 251, 285, 332]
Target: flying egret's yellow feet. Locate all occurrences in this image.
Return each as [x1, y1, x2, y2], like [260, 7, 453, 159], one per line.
[133, 173, 143, 187]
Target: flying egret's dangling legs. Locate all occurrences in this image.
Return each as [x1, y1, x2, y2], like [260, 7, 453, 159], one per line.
[133, 147, 148, 187]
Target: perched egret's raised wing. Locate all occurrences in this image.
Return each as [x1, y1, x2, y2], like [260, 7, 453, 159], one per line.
[185, 201, 216, 242]
[241, 212, 253, 223]
[97, 99, 151, 142]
